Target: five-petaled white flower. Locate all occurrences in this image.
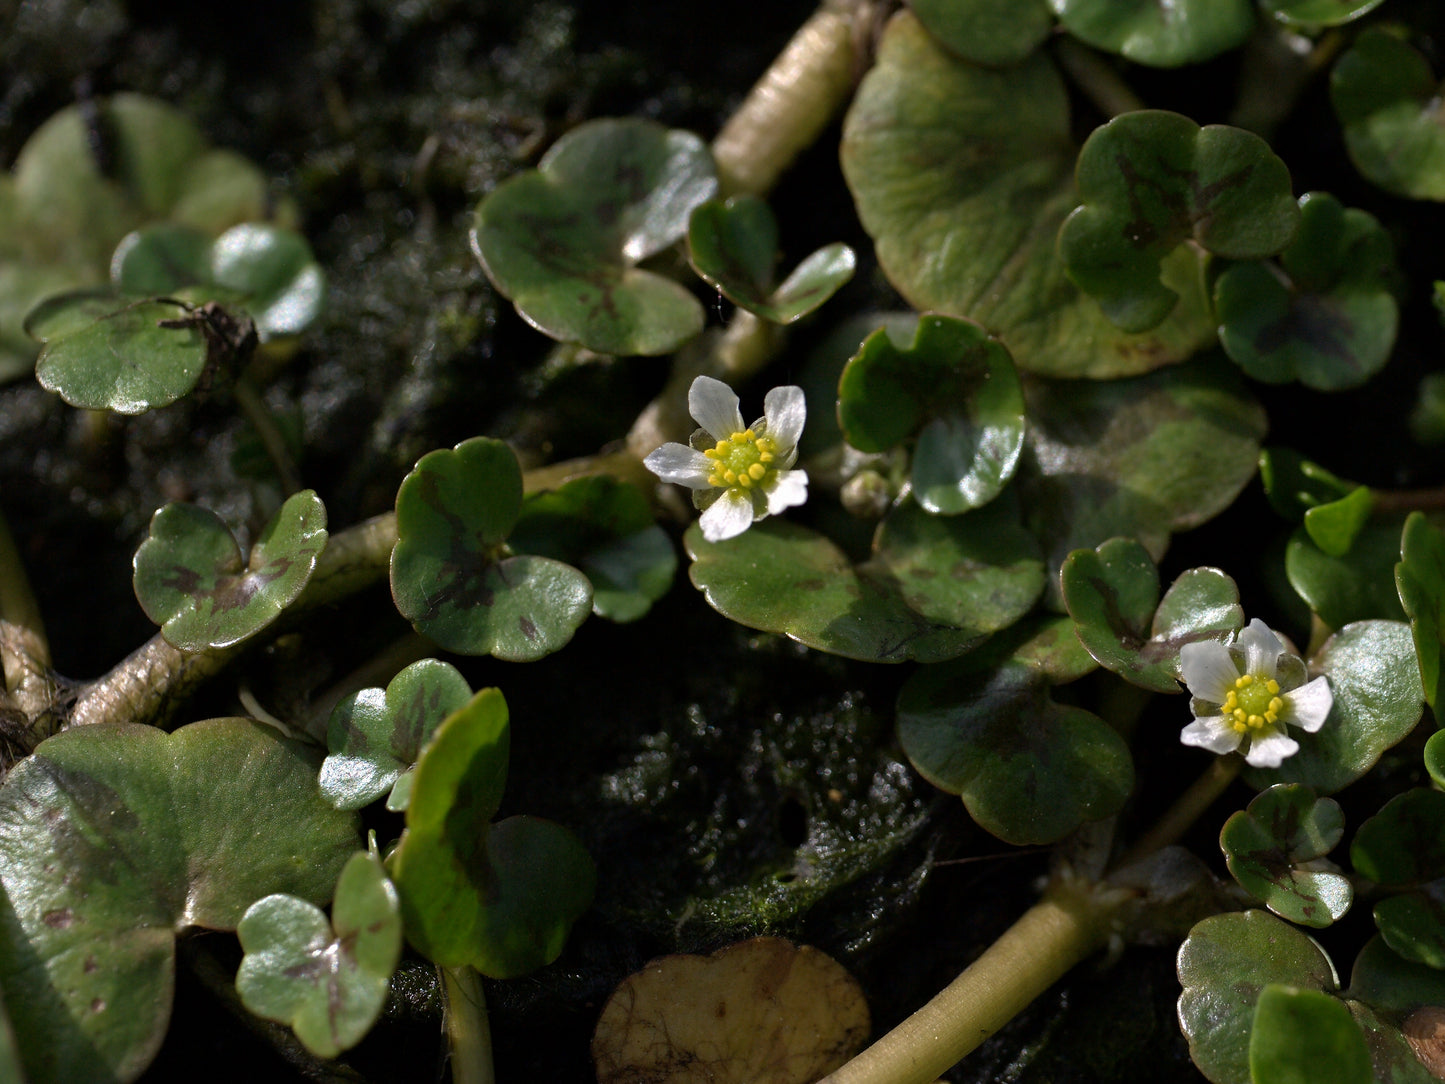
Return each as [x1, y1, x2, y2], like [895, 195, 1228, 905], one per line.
[643, 375, 808, 542]
[1178, 619, 1333, 769]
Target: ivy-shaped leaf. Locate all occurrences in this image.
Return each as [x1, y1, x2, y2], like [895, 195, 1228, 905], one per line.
[1061, 537, 1244, 693]
[0, 719, 357, 1084]
[1249, 984, 1373, 1084]
[897, 654, 1133, 844]
[1351, 790, 1445, 970]
[319, 659, 474, 812]
[1247, 621, 1424, 795]
[1059, 110, 1299, 333]
[387, 688, 595, 978]
[508, 475, 677, 623]
[1258, 0, 1386, 27]
[390, 437, 593, 661]
[909, 0, 1054, 65]
[686, 196, 855, 324]
[471, 118, 717, 355]
[684, 519, 985, 664]
[1396, 511, 1445, 713]
[838, 314, 1025, 514]
[1220, 784, 1352, 928]
[1216, 192, 1400, 390]
[1331, 29, 1445, 202]
[133, 489, 327, 652]
[1049, 0, 1254, 67]
[841, 11, 1215, 379]
[236, 851, 402, 1059]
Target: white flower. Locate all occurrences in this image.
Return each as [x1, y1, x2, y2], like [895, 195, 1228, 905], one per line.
[643, 376, 809, 542]
[1178, 619, 1333, 769]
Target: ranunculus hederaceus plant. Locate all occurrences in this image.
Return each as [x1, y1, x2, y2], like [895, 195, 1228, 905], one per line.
[2, 2, 1445, 1083]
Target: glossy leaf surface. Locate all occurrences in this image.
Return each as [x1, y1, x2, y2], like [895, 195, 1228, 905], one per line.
[1249, 984, 1372, 1084]
[908, 0, 1053, 65]
[1050, 0, 1253, 67]
[1286, 521, 1406, 630]
[1351, 789, 1445, 969]
[1220, 784, 1352, 927]
[1397, 511, 1445, 712]
[1259, 0, 1386, 26]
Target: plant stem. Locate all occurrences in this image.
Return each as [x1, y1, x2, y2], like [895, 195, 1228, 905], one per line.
[1230, 27, 1343, 140]
[442, 966, 494, 1084]
[819, 880, 1118, 1084]
[1052, 37, 1144, 119]
[1111, 754, 1242, 871]
[233, 376, 304, 496]
[1371, 486, 1445, 516]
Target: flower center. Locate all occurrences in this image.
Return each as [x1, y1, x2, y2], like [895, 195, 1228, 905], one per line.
[704, 429, 777, 491]
[1221, 674, 1284, 734]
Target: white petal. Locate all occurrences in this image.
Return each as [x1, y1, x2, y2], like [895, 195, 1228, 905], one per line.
[1235, 619, 1284, 679]
[1179, 640, 1239, 703]
[1283, 676, 1333, 733]
[644, 443, 715, 489]
[761, 385, 806, 453]
[1245, 730, 1299, 769]
[1180, 715, 1243, 755]
[762, 469, 808, 516]
[699, 488, 755, 541]
[688, 376, 744, 442]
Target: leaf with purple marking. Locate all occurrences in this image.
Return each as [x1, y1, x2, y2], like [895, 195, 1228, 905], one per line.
[390, 437, 592, 661]
[1059, 110, 1299, 332]
[472, 118, 716, 355]
[1220, 784, 1352, 928]
[132, 488, 327, 651]
[319, 659, 475, 812]
[1061, 537, 1244, 693]
[236, 851, 402, 1059]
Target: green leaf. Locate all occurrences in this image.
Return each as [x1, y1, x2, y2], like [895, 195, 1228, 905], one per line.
[1216, 193, 1399, 390]
[841, 11, 1214, 378]
[388, 689, 595, 977]
[1426, 731, 1445, 790]
[0, 719, 357, 1084]
[1061, 537, 1244, 693]
[1304, 487, 1374, 558]
[686, 196, 854, 324]
[1248, 621, 1424, 795]
[896, 655, 1133, 844]
[1177, 910, 1340, 1084]
[1060, 110, 1299, 332]
[110, 223, 211, 294]
[838, 314, 1025, 514]
[390, 437, 593, 660]
[30, 295, 209, 413]
[1396, 511, 1445, 713]
[1249, 984, 1372, 1084]
[872, 496, 1045, 633]
[684, 519, 984, 663]
[472, 118, 716, 355]
[1020, 357, 1267, 597]
[1220, 784, 1352, 928]
[1347, 936, 1445, 1013]
[132, 489, 328, 652]
[908, 0, 1054, 65]
[167, 148, 301, 236]
[1372, 893, 1445, 971]
[508, 475, 677, 623]
[235, 851, 402, 1058]
[1331, 29, 1445, 201]
[1259, 448, 1356, 521]
[1352, 790, 1445, 970]
[1049, 0, 1254, 66]
[319, 659, 475, 811]
[1286, 521, 1406, 629]
[1258, 0, 1386, 27]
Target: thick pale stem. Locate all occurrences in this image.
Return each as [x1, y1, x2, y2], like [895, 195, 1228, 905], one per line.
[443, 966, 494, 1084]
[0, 506, 52, 729]
[820, 884, 1117, 1084]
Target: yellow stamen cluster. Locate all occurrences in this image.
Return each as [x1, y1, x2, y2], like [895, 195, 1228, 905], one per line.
[1221, 673, 1284, 734]
[703, 429, 777, 491]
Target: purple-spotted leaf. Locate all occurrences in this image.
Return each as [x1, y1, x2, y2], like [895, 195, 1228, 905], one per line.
[388, 689, 595, 978]
[133, 489, 327, 651]
[508, 475, 677, 623]
[472, 118, 716, 355]
[390, 437, 592, 661]
[0, 719, 357, 1084]
[685, 519, 984, 663]
[838, 314, 1025, 514]
[319, 659, 475, 812]
[1060, 111, 1299, 332]
[686, 196, 854, 324]
[1216, 193, 1399, 390]
[1061, 538, 1243, 693]
[1050, 0, 1253, 67]
[1259, 0, 1386, 27]
[1397, 512, 1445, 713]
[236, 851, 402, 1059]
[1331, 30, 1445, 201]
[909, 0, 1053, 65]
[1351, 790, 1445, 969]
[1249, 984, 1372, 1084]
[1220, 784, 1352, 928]
[841, 12, 1215, 378]
[897, 654, 1133, 844]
